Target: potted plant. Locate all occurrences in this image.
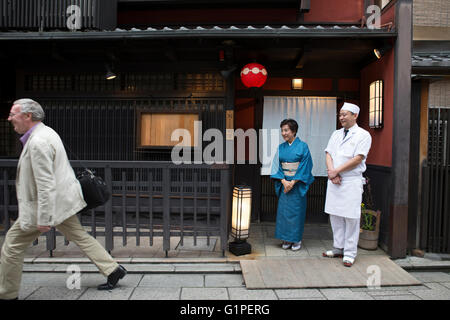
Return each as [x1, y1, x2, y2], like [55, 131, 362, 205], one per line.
[358, 178, 381, 250]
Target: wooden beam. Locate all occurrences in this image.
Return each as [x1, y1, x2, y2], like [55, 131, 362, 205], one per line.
[389, 0, 412, 259]
[236, 90, 360, 100]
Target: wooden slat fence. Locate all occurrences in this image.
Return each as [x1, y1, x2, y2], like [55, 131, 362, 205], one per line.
[0, 160, 231, 257]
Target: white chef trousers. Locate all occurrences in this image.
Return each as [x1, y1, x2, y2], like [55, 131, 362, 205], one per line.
[329, 214, 360, 259]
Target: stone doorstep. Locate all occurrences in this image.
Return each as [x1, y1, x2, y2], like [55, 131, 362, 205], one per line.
[400, 265, 450, 272]
[23, 254, 450, 276]
[27, 257, 233, 264]
[26, 256, 450, 270]
[22, 262, 242, 274]
[393, 258, 450, 271]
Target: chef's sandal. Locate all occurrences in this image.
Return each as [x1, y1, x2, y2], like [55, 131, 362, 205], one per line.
[322, 249, 344, 258]
[343, 257, 355, 267]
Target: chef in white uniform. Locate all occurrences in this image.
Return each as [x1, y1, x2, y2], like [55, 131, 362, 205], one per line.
[322, 102, 372, 267]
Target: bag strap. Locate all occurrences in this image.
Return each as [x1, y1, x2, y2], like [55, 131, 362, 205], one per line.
[62, 140, 90, 172]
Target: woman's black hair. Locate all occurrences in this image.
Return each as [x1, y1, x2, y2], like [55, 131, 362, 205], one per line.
[280, 118, 298, 136]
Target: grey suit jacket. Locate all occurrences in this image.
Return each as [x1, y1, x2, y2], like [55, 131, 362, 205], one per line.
[16, 123, 87, 231]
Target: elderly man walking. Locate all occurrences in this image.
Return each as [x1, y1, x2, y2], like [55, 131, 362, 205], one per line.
[0, 98, 126, 300]
[322, 102, 372, 267]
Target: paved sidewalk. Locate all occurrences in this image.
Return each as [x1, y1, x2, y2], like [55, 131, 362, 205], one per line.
[3, 222, 450, 300]
[17, 267, 450, 300]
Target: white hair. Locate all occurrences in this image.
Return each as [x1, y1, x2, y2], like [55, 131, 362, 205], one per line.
[13, 98, 45, 121]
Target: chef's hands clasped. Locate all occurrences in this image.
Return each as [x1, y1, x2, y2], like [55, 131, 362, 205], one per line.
[327, 168, 342, 185]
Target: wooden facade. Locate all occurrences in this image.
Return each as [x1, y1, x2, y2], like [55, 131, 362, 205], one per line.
[0, 0, 416, 258]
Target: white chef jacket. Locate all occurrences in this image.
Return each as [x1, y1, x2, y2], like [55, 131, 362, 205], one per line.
[324, 124, 372, 219]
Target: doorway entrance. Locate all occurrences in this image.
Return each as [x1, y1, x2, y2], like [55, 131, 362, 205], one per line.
[235, 96, 337, 223]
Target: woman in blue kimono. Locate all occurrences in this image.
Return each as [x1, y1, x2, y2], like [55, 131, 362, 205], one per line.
[270, 119, 314, 251]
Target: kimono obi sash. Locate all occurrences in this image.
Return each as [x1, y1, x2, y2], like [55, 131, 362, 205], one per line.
[281, 162, 299, 177]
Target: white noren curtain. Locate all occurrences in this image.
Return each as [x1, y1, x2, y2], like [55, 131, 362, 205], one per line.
[261, 96, 336, 176]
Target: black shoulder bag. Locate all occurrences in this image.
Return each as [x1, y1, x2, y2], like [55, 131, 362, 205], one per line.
[64, 143, 111, 210]
[76, 168, 110, 210]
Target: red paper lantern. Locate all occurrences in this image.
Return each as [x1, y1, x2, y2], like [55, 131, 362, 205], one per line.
[240, 63, 268, 88]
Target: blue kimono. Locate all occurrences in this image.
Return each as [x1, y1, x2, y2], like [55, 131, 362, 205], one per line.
[270, 137, 314, 243]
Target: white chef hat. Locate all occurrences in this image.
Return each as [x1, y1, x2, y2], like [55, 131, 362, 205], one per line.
[340, 102, 360, 115]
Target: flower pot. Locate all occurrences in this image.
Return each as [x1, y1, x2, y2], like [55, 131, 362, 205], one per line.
[358, 210, 381, 250]
[359, 229, 379, 250]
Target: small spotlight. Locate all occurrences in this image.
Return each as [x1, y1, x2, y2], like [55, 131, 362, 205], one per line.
[105, 63, 117, 80]
[106, 71, 116, 80]
[374, 48, 382, 59]
[373, 44, 392, 60]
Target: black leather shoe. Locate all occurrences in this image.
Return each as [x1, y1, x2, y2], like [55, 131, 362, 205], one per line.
[97, 265, 127, 290]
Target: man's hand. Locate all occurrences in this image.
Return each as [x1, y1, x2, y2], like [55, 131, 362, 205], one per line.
[37, 225, 51, 233]
[331, 175, 342, 185]
[327, 168, 340, 180]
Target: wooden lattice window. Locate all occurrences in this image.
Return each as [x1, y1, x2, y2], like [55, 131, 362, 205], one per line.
[138, 112, 199, 147]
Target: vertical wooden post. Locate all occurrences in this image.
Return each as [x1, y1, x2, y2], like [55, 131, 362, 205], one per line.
[162, 167, 170, 256]
[389, 0, 412, 258]
[135, 170, 140, 246]
[104, 165, 114, 252]
[220, 168, 231, 256]
[121, 171, 127, 246]
[148, 171, 154, 246]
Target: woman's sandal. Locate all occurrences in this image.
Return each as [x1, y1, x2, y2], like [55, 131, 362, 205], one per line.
[322, 250, 344, 258]
[282, 241, 292, 250]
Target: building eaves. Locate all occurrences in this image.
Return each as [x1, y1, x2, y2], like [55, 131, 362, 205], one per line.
[0, 25, 396, 41]
[412, 53, 450, 68]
